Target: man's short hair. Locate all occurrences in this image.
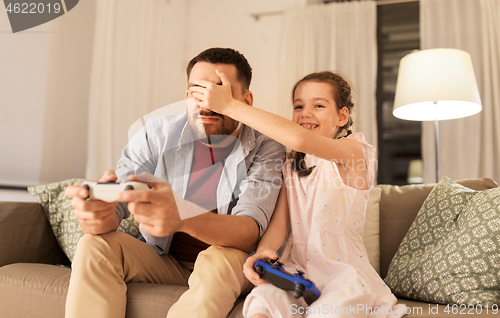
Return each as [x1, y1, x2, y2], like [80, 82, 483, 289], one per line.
[186, 47, 252, 92]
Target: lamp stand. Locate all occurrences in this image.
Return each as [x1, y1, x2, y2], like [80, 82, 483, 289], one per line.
[434, 117, 439, 183]
[433, 101, 439, 183]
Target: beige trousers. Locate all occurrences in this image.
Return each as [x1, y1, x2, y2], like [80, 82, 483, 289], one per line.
[65, 232, 253, 318]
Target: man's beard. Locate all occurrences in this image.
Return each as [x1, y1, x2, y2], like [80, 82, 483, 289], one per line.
[190, 110, 239, 145]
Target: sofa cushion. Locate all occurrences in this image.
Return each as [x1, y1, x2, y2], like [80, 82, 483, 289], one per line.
[363, 186, 381, 274]
[0, 263, 70, 317]
[385, 177, 500, 306]
[126, 283, 245, 317]
[28, 179, 141, 261]
[378, 177, 498, 278]
[0, 263, 245, 318]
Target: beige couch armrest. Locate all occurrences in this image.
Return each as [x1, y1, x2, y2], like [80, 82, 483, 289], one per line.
[0, 202, 70, 267]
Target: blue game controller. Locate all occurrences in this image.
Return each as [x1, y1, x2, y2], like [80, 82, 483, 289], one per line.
[253, 260, 321, 305]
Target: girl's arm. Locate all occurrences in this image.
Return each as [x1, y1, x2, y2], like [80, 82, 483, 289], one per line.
[243, 182, 289, 285]
[189, 71, 364, 167]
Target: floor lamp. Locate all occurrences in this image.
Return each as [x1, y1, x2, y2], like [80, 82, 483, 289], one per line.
[392, 48, 482, 183]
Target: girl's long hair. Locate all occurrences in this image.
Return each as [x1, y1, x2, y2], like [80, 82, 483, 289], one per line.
[291, 71, 355, 177]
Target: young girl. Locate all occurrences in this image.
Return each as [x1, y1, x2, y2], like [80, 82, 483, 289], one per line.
[190, 71, 405, 318]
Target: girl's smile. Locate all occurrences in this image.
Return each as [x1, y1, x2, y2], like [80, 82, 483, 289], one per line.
[300, 123, 319, 130]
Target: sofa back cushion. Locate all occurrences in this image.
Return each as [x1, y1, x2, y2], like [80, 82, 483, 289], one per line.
[378, 178, 497, 279]
[385, 177, 500, 305]
[363, 187, 381, 274]
[0, 202, 70, 267]
[28, 179, 141, 262]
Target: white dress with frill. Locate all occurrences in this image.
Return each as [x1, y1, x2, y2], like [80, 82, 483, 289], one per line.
[243, 133, 405, 318]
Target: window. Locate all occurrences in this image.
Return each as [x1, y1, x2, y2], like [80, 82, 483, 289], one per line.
[376, 1, 421, 185]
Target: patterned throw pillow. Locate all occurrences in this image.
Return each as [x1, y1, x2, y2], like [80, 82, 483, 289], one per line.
[385, 177, 500, 306]
[28, 179, 141, 261]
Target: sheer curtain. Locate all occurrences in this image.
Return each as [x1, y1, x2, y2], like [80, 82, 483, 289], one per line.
[85, 0, 186, 180]
[420, 0, 500, 183]
[280, 1, 378, 148]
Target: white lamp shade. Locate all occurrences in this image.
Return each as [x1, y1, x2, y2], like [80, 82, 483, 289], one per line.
[393, 48, 482, 121]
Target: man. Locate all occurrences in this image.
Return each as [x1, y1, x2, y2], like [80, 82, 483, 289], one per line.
[64, 48, 286, 318]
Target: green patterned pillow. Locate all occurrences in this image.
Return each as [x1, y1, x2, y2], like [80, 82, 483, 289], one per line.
[28, 179, 141, 261]
[385, 177, 500, 306]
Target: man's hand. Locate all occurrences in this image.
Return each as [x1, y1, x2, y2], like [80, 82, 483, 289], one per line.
[243, 249, 278, 286]
[189, 69, 235, 116]
[116, 175, 182, 237]
[65, 170, 120, 234]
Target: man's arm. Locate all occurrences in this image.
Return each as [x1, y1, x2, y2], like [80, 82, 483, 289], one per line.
[178, 213, 259, 254]
[228, 135, 286, 237]
[117, 176, 260, 253]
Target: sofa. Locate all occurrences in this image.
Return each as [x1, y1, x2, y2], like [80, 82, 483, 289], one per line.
[0, 178, 498, 318]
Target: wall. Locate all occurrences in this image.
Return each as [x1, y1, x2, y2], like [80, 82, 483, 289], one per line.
[0, 6, 54, 186]
[0, 0, 314, 186]
[39, 0, 95, 184]
[0, 1, 95, 186]
[184, 0, 308, 119]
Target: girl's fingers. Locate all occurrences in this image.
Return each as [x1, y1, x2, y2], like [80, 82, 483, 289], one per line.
[190, 91, 203, 99]
[244, 267, 268, 286]
[189, 86, 206, 95]
[248, 267, 260, 279]
[189, 91, 206, 106]
[243, 263, 260, 281]
[255, 249, 278, 262]
[188, 90, 203, 103]
[215, 70, 230, 87]
[190, 92, 205, 103]
[261, 250, 277, 261]
[190, 79, 212, 88]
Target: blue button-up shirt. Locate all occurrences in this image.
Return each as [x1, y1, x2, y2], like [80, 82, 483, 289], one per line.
[114, 112, 286, 254]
